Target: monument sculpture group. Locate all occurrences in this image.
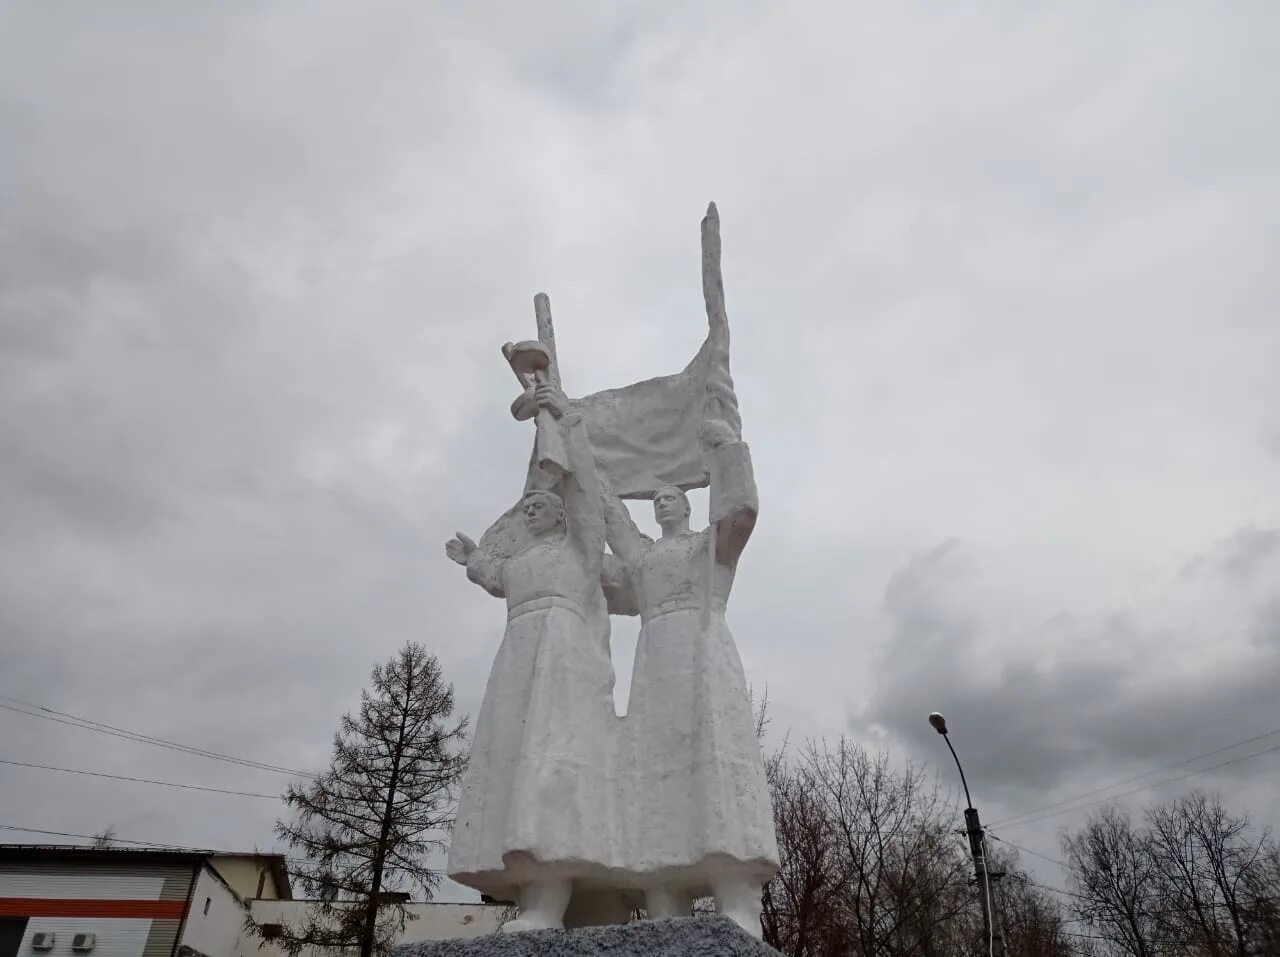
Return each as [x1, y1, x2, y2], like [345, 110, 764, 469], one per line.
[444, 205, 779, 937]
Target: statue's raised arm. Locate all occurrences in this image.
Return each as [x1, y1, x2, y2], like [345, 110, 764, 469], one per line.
[601, 478, 650, 566]
[702, 419, 758, 568]
[557, 418, 606, 577]
[527, 380, 607, 573]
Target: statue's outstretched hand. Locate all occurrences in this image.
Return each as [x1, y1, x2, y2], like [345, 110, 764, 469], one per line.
[445, 532, 477, 566]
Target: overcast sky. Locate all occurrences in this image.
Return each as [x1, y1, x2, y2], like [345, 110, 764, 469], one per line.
[2, 1, 1278, 905]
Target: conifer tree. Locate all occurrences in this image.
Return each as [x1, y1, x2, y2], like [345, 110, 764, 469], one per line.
[252, 642, 468, 957]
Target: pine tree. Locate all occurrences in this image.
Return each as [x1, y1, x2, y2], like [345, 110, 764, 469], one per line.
[253, 642, 468, 957]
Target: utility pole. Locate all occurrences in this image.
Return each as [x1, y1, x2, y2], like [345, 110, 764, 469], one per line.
[963, 806, 1006, 956]
[929, 713, 1007, 956]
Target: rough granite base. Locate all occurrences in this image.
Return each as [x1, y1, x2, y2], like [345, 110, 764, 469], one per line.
[393, 916, 779, 957]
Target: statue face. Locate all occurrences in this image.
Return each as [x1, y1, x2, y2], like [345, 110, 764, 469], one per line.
[654, 486, 689, 525]
[522, 493, 563, 535]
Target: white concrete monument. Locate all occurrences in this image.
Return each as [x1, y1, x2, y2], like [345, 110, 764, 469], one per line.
[444, 205, 779, 937]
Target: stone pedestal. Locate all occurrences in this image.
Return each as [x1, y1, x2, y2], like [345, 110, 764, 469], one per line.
[394, 916, 780, 957]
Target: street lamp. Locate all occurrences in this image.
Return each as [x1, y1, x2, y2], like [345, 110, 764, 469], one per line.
[928, 712, 1006, 957]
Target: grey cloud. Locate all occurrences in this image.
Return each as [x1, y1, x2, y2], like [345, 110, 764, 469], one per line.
[1184, 527, 1280, 586]
[1264, 426, 1280, 461]
[3, 1, 1279, 901]
[856, 530, 1280, 819]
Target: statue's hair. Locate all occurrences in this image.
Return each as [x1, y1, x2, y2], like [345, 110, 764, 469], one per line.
[522, 488, 565, 511]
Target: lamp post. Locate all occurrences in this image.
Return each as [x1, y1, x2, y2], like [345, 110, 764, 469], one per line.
[928, 712, 1006, 957]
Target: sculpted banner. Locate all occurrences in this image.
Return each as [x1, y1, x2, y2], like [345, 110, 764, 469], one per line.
[443, 205, 778, 937]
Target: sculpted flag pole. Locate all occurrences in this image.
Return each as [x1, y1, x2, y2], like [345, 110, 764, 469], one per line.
[472, 203, 743, 607]
[533, 292, 560, 388]
[571, 204, 740, 500]
[502, 293, 568, 478]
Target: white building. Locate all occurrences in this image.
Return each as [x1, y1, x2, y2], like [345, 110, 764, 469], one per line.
[0, 846, 503, 957]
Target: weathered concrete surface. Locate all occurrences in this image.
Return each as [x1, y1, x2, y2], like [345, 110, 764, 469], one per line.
[393, 916, 779, 957]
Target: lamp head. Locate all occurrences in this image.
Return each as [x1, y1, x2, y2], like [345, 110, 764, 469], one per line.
[928, 712, 949, 735]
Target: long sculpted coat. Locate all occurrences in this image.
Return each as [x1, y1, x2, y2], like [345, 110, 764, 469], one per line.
[447, 416, 618, 901]
[605, 439, 779, 891]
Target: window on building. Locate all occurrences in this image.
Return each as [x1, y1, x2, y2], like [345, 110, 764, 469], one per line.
[203, 898, 211, 917]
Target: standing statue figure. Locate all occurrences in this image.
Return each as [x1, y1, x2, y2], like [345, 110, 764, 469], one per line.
[442, 204, 779, 938]
[444, 388, 618, 932]
[602, 418, 778, 931]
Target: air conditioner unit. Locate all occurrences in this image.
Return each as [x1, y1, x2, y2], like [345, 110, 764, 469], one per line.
[72, 934, 96, 952]
[31, 933, 55, 951]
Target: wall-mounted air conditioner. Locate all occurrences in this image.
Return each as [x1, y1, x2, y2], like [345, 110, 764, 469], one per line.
[31, 933, 55, 951]
[72, 933, 96, 952]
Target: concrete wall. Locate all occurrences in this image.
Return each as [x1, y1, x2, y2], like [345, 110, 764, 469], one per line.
[180, 875, 505, 957]
[244, 900, 505, 955]
[179, 868, 245, 957]
[203, 862, 279, 904]
[392, 904, 505, 945]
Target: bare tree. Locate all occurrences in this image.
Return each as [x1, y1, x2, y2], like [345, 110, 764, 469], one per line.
[91, 825, 117, 849]
[760, 736, 1073, 955]
[1060, 792, 1280, 955]
[750, 684, 772, 741]
[248, 642, 468, 957]
[806, 738, 972, 955]
[1062, 805, 1161, 956]
[992, 849, 1074, 957]
[1242, 842, 1280, 954]
[762, 745, 845, 955]
[1144, 790, 1278, 955]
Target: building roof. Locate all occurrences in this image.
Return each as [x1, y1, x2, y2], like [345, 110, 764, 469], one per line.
[0, 844, 292, 898]
[0, 844, 212, 863]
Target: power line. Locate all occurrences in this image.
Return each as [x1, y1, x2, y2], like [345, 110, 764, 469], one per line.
[988, 726, 1280, 829]
[0, 823, 212, 851]
[1018, 873, 1179, 908]
[284, 858, 445, 877]
[0, 757, 281, 800]
[1057, 927, 1206, 947]
[987, 835, 1280, 931]
[1017, 874, 1278, 913]
[985, 832, 1066, 869]
[0, 696, 314, 777]
[992, 741, 1280, 831]
[1018, 876, 1121, 905]
[0, 696, 315, 779]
